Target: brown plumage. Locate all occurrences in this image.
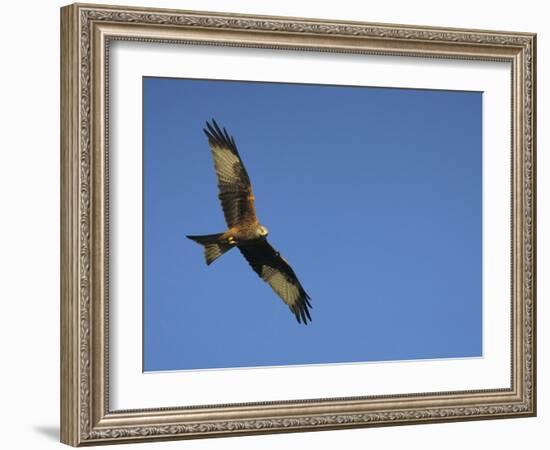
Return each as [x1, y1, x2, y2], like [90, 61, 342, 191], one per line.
[187, 119, 312, 324]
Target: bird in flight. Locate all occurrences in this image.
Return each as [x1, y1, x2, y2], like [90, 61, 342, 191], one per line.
[187, 119, 312, 324]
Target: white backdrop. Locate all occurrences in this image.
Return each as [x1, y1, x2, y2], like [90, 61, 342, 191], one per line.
[0, 1, 546, 449]
[110, 43, 511, 409]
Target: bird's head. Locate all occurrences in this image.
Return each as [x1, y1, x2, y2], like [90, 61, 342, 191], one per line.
[258, 225, 269, 237]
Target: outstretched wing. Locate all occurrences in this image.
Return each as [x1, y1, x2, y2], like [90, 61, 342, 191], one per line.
[239, 240, 312, 324]
[203, 120, 258, 228]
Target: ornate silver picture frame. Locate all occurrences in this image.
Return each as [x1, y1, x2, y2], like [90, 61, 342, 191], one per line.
[61, 3, 536, 446]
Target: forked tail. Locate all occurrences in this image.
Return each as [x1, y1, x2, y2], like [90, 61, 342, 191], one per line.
[186, 233, 233, 265]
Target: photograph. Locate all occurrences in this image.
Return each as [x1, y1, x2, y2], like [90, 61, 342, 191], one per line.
[143, 77, 483, 372]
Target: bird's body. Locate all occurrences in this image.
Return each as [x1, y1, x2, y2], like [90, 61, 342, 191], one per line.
[187, 120, 312, 324]
[224, 223, 266, 244]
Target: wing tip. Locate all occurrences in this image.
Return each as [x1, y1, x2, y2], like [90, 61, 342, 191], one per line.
[292, 292, 312, 325]
[204, 119, 238, 154]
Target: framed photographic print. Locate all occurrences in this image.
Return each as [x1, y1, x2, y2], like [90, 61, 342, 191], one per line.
[60, 3, 537, 446]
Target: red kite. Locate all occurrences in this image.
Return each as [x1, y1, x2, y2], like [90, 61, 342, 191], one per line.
[187, 120, 312, 324]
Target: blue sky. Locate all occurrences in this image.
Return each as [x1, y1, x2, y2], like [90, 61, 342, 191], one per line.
[143, 77, 482, 371]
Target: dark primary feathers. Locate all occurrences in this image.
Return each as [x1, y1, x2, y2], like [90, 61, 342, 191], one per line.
[239, 240, 312, 324]
[203, 120, 257, 228]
